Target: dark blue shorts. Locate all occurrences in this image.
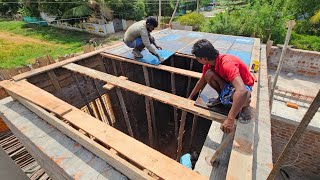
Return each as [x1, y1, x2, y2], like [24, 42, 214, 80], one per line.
[124, 38, 143, 48]
[220, 83, 252, 105]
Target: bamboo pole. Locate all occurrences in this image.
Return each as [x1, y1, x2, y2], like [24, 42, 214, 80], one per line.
[267, 90, 320, 179]
[188, 115, 198, 150]
[169, 0, 180, 26]
[176, 111, 187, 161]
[171, 59, 179, 138]
[270, 20, 294, 109]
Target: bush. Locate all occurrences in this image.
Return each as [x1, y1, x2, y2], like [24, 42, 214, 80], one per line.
[177, 12, 206, 30]
[291, 32, 320, 51]
[200, 2, 287, 44]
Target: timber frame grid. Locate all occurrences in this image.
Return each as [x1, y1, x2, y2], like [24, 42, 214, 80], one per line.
[0, 37, 261, 180]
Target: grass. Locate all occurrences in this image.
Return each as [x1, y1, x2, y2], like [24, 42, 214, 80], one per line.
[0, 19, 120, 68]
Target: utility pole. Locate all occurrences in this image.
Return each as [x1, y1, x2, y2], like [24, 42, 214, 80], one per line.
[197, 0, 200, 13]
[158, 0, 162, 30]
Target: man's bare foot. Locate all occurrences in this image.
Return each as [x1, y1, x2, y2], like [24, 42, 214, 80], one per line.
[239, 106, 251, 124]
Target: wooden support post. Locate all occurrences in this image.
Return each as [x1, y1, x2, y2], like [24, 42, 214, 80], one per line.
[189, 115, 198, 150]
[267, 90, 320, 180]
[145, 97, 154, 147]
[117, 61, 140, 139]
[111, 60, 134, 137]
[186, 59, 194, 97]
[115, 87, 134, 137]
[171, 59, 179, 138]
[205, 132, 235, 165]
[270, 20, 294, 109]
[91, 79, 112, 125]
[71, 73, 95, 116]
[142, 66, 157, 147]
[176, 111, 187, 161]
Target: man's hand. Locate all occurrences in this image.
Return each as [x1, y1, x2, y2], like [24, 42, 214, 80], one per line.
[156, 45, 162, 50]
[220, 117, 235, 133]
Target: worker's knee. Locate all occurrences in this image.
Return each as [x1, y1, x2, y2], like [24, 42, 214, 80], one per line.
[205, 70, 218, 82]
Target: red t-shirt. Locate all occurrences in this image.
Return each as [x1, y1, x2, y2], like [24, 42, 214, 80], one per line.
[202, 54, 254, 86]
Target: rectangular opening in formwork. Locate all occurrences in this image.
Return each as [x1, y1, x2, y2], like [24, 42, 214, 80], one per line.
[1, 30, 265, 179]
[2, 52, 228, 179]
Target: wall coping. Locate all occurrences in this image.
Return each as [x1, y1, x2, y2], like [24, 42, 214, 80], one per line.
[272, 45, 320, 55]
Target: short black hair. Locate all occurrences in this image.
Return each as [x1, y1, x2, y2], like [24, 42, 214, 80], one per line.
[146, 16, 158, 27]
[192, 39, 219, 61]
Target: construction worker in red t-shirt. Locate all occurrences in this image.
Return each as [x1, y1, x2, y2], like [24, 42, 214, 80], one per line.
[188, 39, 255, 133]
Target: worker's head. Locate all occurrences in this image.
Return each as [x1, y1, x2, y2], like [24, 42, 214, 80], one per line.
[146, 16, 158, 32]
[192, 39, 219, 65]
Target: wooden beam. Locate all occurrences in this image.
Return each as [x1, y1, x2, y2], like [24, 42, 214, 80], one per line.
[6, 93, 151, 180]
[1, 80, 206, 180]
[63, 63, 226, 123]
[101, 53, 202, 79]
[0, 80, 72, 117]
[174, 52, 196, 60]
[176, 111, 187, 161]
[171, 59, 179, 138]
[206, 132, 234, 165]
[12, 43, 123, 81]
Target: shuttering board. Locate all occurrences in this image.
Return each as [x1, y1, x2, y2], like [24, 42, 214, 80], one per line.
[0, 80, 207, 180]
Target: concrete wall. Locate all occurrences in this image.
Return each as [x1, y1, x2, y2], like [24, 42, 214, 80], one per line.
[268, 46, 320, 76]
[271, 118, 320, 176]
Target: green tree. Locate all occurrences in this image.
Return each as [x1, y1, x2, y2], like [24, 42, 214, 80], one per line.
[0, 0, 21, 16]
[177, 12, 205, 30]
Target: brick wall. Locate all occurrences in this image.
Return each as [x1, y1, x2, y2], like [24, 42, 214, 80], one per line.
[268, 46, 320, 76]
[271, 118, 320, 176]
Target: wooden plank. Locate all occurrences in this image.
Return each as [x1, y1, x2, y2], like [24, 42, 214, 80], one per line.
[101, 53, 202, 79]
[12, 43, 123, 81]
[1, 96, 149, 180]
[206, 132, 234, 164]
[63, 63, 226, 123]
[226, 38, 260, 180]
[0, 80, 72, 116]
[1, 80, 206, 180]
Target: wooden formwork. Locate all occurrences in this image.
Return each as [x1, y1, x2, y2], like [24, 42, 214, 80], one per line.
[0, 30, 264, 179]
